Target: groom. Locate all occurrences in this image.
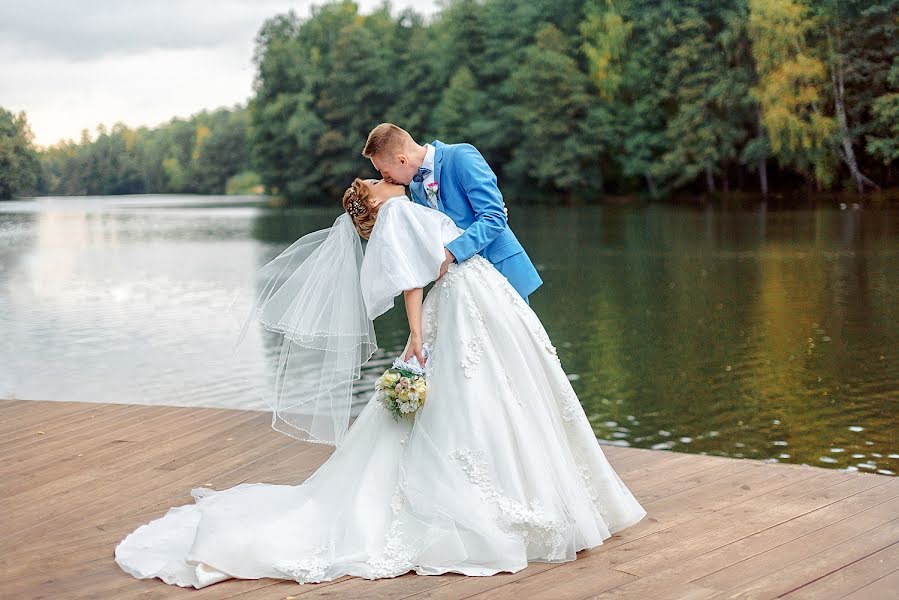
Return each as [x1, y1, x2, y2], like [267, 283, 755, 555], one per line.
[362, 123, 542, 303]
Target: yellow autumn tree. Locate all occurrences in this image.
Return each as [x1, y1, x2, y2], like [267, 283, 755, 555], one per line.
[580, 0, 631, 101]
[192, 125, 211, 162]
[748, 0, 836, 188]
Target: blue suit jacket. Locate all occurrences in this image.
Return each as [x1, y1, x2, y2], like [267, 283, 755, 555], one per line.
[409, 140, 543, 300]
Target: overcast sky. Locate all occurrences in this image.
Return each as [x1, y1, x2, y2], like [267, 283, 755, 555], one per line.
[1, 1, 439, 148]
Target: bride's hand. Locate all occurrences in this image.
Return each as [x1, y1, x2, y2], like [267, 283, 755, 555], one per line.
[403, 333, 426, 366]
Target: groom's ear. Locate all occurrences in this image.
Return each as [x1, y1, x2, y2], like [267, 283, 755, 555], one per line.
[395, 153, 408, 166]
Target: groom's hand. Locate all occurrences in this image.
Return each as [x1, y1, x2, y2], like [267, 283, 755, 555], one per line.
[437, 248, 455, 280]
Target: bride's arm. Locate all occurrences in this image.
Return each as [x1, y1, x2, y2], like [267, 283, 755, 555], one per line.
[402, 287, 426, 365]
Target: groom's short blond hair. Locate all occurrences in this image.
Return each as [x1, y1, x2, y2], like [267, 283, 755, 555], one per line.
[362, 123, 412, 158]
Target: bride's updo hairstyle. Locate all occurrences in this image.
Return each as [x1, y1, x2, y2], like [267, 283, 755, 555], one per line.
[342, 178, 376, 239]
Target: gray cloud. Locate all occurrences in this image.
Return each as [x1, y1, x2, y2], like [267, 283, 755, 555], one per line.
[0, 0, 438, 61]
[1, 0, 438, 146]
[0, 1, 310, 61]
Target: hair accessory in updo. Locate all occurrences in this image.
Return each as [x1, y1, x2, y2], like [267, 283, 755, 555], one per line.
[345, 196, 367, 218]
[341, 178, 377, 239]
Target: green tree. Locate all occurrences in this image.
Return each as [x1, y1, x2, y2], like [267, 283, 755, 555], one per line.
[0, 108, 41, 199]
[249, 3, 366, 201]
[812, 0, 891, 192]
[866, 57, 899, 166]
[658, 2, 750, 193]
[506, 24, 602, 200]
[433, 67, 486, 143]
[581, 0, 674, 196]
[829, 0, 898, 185]
[192, 108, 251, 193]
[37, 106, 251, 196]
[384, 9, 451, 140]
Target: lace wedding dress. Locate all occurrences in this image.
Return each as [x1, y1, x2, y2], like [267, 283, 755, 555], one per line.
[114, 196, 647, 588]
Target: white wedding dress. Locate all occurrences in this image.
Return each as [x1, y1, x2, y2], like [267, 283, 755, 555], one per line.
[114, 196, 647, 588]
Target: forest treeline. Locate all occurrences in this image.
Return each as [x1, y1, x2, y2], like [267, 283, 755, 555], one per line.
[1, 106, 256, 198]
[2, 0, 897, 203]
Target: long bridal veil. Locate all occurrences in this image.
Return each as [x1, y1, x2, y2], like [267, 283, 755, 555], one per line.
[227, 213, 376, 447]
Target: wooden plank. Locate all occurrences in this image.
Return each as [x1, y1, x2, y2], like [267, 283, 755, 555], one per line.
[633, 460, 760, 502]
[696, 509, 899, 595]
[1, 411, 252, 544]
[399, 565, 563, 600]
[1, 403, 217, 461]
[564, 482, 899, 599]
[584, 582, 720, 600]
[4, 413, 287, 547]
[691, 490, 899, 590]
[616, 454, 735, 493]
[0, 399, 99, 435]
[0, 407, 248, 514]
[610, 473, 883, 576]
[0, 402, 150, 452]
[839, 568, 899, 600]
[464, 564, 636, 600]
[778, 541, 899, 600]
[704, 529, 898, 599]
[1, 400, 895, 600]
[0, 404, 213, 490]
[2, 435, 330, 578]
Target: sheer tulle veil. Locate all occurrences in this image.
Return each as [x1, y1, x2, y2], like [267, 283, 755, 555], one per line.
[227, 213, 377, 447]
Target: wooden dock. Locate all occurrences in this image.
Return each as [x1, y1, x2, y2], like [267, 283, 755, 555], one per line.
[1, 399, 896, 600]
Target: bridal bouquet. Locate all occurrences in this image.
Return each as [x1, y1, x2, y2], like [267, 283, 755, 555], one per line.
[375, 349, 429, 421]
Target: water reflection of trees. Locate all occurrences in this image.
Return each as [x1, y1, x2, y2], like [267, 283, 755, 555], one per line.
[520, 205, 896, 475]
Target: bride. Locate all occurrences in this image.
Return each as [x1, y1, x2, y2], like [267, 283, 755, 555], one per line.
[114, 178, 647, 588]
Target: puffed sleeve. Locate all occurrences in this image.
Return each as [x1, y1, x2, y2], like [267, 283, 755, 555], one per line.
[361, 197, 462, 320]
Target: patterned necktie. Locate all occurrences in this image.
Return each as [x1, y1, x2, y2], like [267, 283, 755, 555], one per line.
[412, 166, 432, 183]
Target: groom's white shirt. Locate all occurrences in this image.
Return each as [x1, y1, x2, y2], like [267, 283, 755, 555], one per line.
[421, 143, 437, 209]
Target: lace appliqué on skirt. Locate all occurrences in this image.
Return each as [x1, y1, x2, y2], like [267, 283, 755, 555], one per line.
[558, 382, 583, 422]
[436, 259, 489, 378]
[478, 258, 560, 363]
[363, 482, 418, 579]
[449, 447, 568, 560]
[551, 385, 610, 523]
[274, 544, 330, 583]
[423, 294, 439, 343]
[576, 461, 611, 523]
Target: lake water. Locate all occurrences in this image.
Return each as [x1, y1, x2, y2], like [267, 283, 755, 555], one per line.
[1, 194, 896, 475]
